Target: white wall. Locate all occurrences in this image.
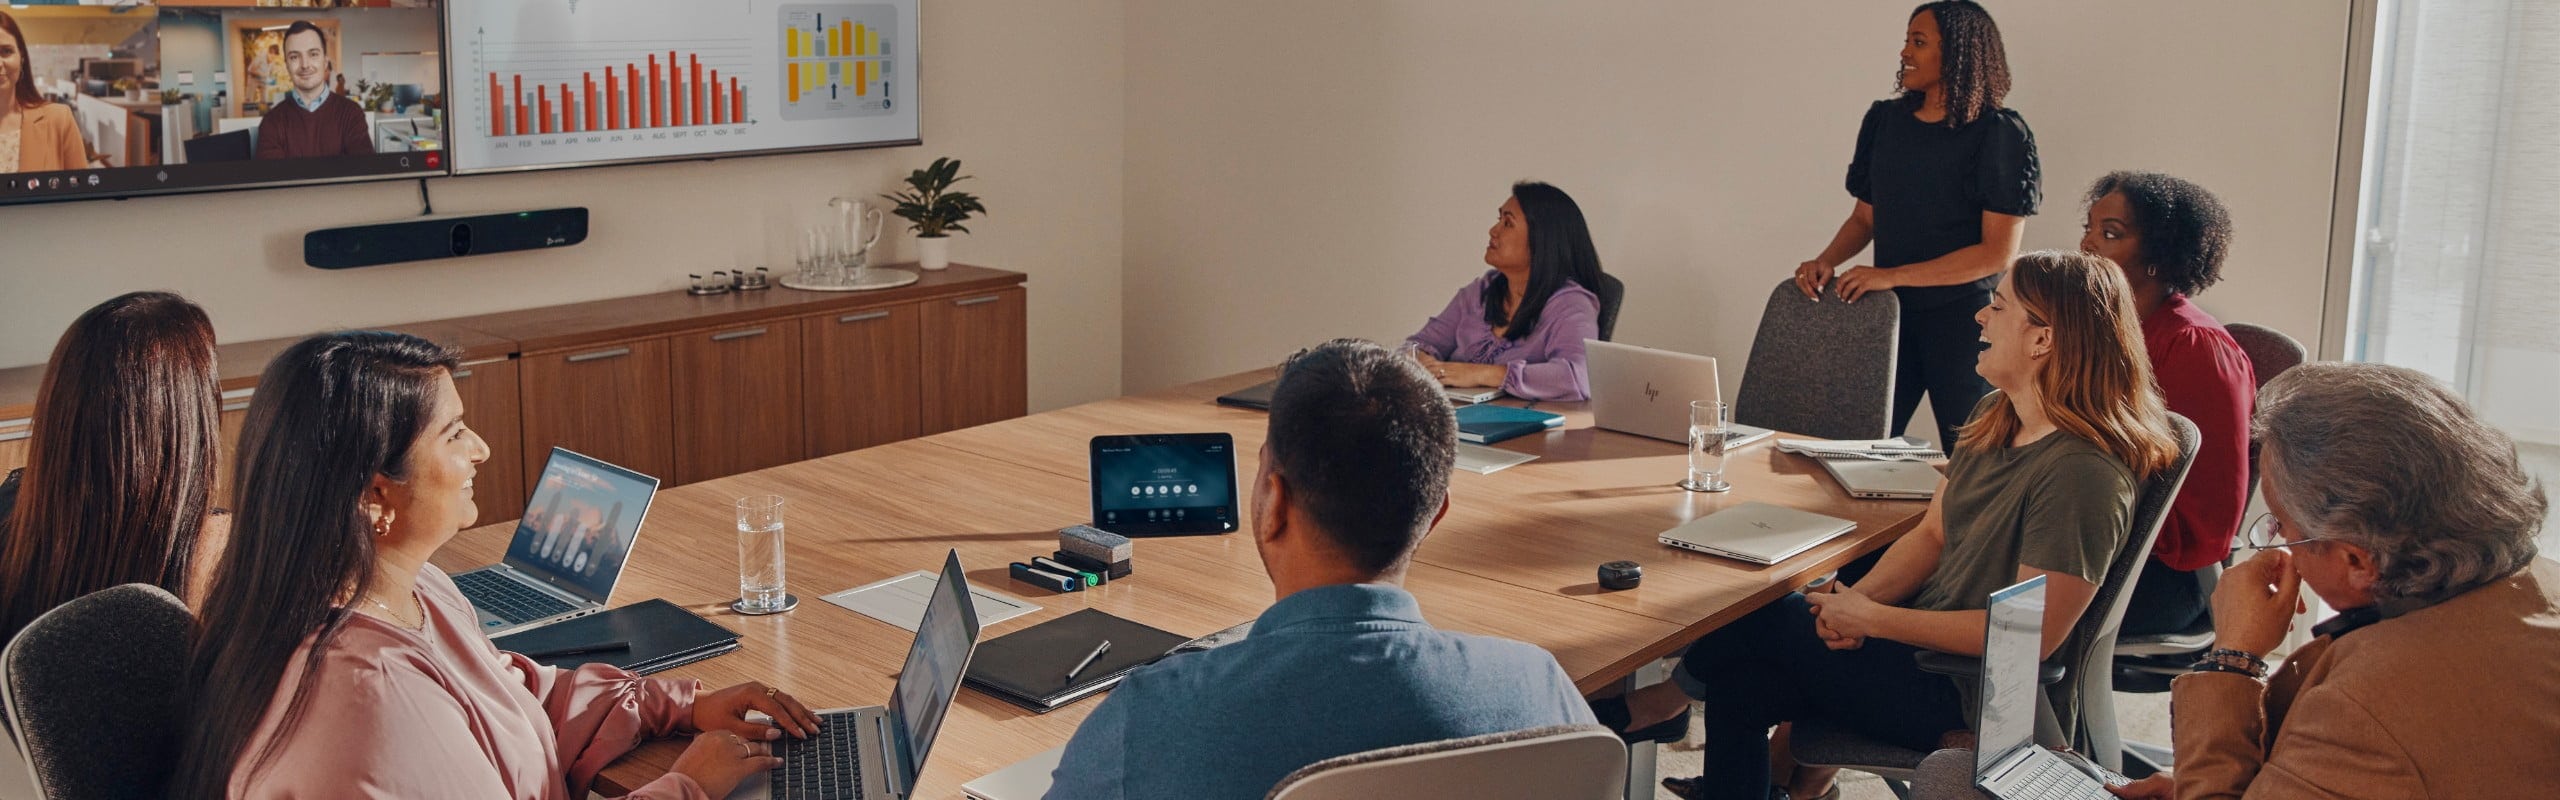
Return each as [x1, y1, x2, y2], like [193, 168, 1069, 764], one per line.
[0, 0, 1126, 414]
[1121, 0, 2352, 422]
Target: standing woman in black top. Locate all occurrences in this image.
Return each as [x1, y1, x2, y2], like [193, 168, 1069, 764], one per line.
[1792, 0, 2039, 446]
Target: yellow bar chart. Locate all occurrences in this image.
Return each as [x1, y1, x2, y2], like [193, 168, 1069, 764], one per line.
[780, 4, 895, 117]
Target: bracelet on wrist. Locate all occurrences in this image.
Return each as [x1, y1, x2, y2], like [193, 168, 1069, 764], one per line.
[2189, 649, 2270, 679]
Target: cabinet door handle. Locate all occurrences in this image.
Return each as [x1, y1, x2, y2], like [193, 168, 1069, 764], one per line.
[566, 347, 633, 363]
[838, 310, 891, 324]
[221, 400, 253, 412]
[451, 368, 474, 380]
[218, 388, 255, 412]
[711, 327, 769, 342]
[0, 430, 26, 444]
[955, 295, 1002, 307]
[0, 418, 30, 443]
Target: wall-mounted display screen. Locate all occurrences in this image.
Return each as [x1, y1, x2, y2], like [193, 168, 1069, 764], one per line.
[0, 1, 447, 207]
[442, 0, 920, 175]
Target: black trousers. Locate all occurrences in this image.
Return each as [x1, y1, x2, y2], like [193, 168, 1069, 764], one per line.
[1675, 594, 1967, 800]
[1891, 294, 1996, 447]
[2120, 557, 2210, 637]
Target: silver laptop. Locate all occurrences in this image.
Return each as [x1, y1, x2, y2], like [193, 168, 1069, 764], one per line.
[1657, 501, 1856, 565]
[738, 550, 984, 800]
[453, 447, 658, 637]
[1586, 340, 1774, 446]
[1818, 457, 1940, 500]
[1975, 576, 2122, 799]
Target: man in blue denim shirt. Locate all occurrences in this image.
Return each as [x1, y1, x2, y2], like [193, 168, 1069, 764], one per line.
[1043, 339, 1596, 800]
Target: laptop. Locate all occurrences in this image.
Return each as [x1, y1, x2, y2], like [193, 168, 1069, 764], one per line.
[1585, 340, 1774, 446]
[737, 550, 985, 800]
[1974, 576, 2122, 799]
[1656, 501, 1857, 565]
[1216, 378, 1501, 410]
[1817, 457, 1941, 500]
[452, 447, 659, 637]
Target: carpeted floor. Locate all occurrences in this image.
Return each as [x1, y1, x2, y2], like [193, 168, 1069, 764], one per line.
[1646, 691, 2172, 799]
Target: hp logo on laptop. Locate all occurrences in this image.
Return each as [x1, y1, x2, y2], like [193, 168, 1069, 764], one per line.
[1644, 382, 1661, 403]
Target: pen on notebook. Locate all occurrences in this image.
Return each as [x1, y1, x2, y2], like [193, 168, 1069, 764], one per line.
[1066, 639, 1113, 681]
[520, 641, 632, 660]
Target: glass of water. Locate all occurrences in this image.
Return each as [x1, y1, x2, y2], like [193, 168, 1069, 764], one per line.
[734, 494, 796, 614]
[1683, 401, 1733, 492]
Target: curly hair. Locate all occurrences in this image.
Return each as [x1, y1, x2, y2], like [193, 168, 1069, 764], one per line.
[1898, 1, 2011, 128]
[2085, 171, 2235, 297]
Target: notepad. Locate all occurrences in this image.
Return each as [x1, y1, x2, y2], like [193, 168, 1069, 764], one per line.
[962, 608, 1191, 712]
[1454, 442, 1539, 474]
[821, 570, 1042, 631]
[1455, 404, 1566, 444]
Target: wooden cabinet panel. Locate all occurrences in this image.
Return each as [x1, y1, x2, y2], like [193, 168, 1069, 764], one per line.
[212, 389, 253, 509]
[801, 305, 923, 457]
[671, 323, 804, 485]
[519, 339, 675, 486]
[450, 358, 526, 526]
[0, 415, 30, 479]
[921, 288, 1029, 434]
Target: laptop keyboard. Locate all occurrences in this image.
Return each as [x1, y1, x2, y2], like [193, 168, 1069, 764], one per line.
[454, 570, 579, 624]
[772, 710, 869, 799]
[1994, 752, 2114, 800]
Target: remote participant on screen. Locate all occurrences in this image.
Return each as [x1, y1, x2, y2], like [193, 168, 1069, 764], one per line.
[256, 21, 375, 160]
[1, 10, 90, 174]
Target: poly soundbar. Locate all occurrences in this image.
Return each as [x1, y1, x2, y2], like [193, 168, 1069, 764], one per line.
[305, 208, 588, 269]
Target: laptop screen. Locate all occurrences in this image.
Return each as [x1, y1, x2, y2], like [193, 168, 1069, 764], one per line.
[888, 550, 983, 781]
[1977, 575, 2048, 775]
[502, 448, 660, 603]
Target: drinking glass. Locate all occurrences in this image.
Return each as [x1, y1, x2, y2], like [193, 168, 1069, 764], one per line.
[1683, 400, 1733, 492]
[734, 495, 796, 614]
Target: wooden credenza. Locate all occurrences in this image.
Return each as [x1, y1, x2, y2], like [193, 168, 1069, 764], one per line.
[0, 264, 1028, 525]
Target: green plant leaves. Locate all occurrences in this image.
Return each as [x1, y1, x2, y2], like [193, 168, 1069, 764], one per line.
[877, 157, 987, 236]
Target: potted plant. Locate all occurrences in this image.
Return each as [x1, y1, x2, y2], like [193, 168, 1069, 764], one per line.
[881, 156, 987, 271]
[113, 77, 145, 102]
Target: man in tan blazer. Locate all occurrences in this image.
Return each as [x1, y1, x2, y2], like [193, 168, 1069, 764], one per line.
[2110, 363, 2560, 799]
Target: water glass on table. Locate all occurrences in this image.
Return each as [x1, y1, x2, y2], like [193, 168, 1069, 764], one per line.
[733, 494, 798, 614]
[1682, 400, 1733, 492]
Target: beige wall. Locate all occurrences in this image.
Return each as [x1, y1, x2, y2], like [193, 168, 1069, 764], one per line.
[0, 0, 1125, 413]
[1122, 0, 2351, 430]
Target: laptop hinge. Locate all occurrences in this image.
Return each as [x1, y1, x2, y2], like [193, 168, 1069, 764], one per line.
[878, 713, 908, 798]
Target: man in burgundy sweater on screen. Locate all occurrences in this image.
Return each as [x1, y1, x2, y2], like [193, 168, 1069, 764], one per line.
[256, 21, 375, 160]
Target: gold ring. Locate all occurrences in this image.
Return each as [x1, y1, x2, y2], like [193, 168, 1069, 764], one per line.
[766, 687, 780, 698]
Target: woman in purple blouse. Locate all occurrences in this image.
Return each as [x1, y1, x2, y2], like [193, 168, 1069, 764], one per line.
[1407, 181, 1608, 402]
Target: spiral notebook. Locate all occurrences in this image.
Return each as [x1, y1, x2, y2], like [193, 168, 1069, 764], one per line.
[960, 609, 1191, 712]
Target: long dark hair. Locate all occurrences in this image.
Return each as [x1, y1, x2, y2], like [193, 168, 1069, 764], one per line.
[0, 292, 220, 640]
[1481, 181, 1606, 342]
[169, 331, 458, 799]
[1, 11, 42, 110]
[1899, 1, 2011, 127]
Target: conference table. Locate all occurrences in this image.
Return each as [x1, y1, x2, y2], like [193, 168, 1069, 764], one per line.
[430, 369, 1932, 798]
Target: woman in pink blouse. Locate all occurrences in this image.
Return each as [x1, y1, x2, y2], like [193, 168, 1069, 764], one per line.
[170, 331, 823, 800]
[1407, 181, 1609, 402]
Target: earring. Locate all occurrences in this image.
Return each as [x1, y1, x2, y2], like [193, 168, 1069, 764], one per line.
[372, 514, 394, 538]
[2145, 266, 2157, 278]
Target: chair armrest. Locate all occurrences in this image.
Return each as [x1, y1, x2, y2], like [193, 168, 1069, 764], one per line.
[1914, 651, 2065, 684]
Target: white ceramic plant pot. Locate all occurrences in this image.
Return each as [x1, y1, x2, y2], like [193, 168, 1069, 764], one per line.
[917, 235, 951, 271]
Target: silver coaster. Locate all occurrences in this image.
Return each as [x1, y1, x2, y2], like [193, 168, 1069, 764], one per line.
[731, 594, 801, 615]
[1679, 478, 1733, 493]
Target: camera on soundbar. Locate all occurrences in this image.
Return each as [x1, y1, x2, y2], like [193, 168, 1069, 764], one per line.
[305, 208, 589, 270]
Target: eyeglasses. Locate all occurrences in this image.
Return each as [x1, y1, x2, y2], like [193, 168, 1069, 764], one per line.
[2234, 513, 2329, 552]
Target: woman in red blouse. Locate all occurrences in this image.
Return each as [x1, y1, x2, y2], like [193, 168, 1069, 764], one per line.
[2079, 171, 2256, 636]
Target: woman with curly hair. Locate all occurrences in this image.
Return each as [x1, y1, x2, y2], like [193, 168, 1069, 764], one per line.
[1790, 0, 2039, 448]
[2081, 171, 2257, 637]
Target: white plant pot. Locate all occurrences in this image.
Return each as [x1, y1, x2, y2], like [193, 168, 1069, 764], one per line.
[917, 236, 951, 271]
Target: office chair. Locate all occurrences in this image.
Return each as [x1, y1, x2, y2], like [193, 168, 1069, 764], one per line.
[1909, 748, 1994, 800]
[182, 129, 255, 164]
[1, 584, 193, 800]
[1264, 724, 1625, 800]
[1790, 413, 2201, 795]
[2112, 322, 2308, 773]
[1593, 272, 1626, 342]
[1734, 279, 1900, 441]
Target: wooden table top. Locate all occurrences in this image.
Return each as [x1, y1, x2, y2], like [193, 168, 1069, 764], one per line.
[429, 370, 1930, 797]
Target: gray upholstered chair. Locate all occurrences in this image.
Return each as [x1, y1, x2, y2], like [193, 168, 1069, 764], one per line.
[1593, 272, 1626, 343]
[1909, 748, 1995, 800]
[1734, 279, 1900, 441]
[1790, 413, 2202, 793]
[1, 583, 193, 800]
[1264, 724, 1625, 800]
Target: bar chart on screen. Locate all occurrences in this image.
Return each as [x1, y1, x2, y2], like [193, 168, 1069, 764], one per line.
[446, 0, 919, 174]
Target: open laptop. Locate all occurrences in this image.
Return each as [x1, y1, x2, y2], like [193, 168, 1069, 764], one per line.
[738, 550, 985, 800]
[1974, 576, 2122, 799]
[1816, 457, 1940, 500]
[1585, 340, 1774, 446]
[452, 447, 659, 637]
[1657, 501, 1856, 565]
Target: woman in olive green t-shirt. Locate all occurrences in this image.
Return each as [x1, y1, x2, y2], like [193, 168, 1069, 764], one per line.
[1597, 251, 2178, 800]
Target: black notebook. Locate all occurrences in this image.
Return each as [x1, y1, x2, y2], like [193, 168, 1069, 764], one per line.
[962, 609, 1192, 713]
[491, 599, 741, 675]
[1213, 380, 1278, 411]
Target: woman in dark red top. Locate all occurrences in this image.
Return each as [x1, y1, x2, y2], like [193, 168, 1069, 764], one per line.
[2080, 171, 2256, 636]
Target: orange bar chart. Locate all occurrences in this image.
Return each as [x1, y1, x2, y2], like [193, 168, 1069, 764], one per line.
[487, 48, 747, 139]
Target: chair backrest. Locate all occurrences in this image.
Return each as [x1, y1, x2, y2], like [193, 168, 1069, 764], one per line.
[1591, 272, 1626, 343]
[1910, 748, 1995, 800]
[2051, 412, 2199, 770]
[1, 584, 193, 800]
[1264, 724, 1626, 800]
[1734, 279, 1901, 440]
[2222, 323, 2306, 391]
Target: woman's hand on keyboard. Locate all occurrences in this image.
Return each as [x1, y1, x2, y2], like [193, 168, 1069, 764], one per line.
[695, 680, 824, 740]
[2105, 774, 2173, 800]
[672, 730, 785, 798]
